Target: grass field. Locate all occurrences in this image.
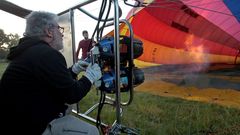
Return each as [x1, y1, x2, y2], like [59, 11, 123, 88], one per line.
[1, 61, 240, 135]
[78, 90, 240, 135]
[0, 61, 8, 76]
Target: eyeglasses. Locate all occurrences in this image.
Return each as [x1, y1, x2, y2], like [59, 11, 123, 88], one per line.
[57, 26, 64, 34]
[50, 25, 64, 34]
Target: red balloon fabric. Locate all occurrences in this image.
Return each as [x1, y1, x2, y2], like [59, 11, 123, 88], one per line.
[121, 0, 240, 64]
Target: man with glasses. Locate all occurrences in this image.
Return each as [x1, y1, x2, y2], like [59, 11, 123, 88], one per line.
[0, 11, 101, 135]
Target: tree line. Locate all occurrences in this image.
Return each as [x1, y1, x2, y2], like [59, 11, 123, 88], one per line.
[0, 28, 20, 59]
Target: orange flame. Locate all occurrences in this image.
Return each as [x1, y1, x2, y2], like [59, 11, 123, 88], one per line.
[184, 34, 207, 63]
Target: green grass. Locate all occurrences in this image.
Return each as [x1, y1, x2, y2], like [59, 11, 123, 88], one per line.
[0, 61, 8, 77]
[1, 62, 240, 135]
[78, 90, 240, 135]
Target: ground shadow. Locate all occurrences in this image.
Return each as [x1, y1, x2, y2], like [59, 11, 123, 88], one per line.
[142, 64, 240, 90]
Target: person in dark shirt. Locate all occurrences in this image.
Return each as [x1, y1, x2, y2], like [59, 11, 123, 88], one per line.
[0, 11, 101, 135]
[76, 30, 96, 60]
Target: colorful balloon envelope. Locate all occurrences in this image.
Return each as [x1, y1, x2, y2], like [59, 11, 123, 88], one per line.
[120, 0, 240, 65]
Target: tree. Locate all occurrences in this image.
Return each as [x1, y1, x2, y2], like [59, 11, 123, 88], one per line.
[0, 28, 20, 59]
[0, 29, 9, 46]
[7, 33, 20, 48]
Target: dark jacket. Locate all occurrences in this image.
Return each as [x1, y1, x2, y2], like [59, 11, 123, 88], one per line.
[0, 37, 92, 134]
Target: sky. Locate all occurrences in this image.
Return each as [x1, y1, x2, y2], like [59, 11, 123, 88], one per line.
[0, 0, 135, 42]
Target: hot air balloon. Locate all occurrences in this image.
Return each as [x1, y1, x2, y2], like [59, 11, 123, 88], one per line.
[120, 0, 240, 66]
[113, 0, 240, 108]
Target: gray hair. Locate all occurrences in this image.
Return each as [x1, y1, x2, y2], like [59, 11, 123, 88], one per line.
[24, 11, 58, 38]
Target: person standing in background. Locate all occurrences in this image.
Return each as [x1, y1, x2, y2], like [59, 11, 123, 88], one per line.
[76, 30, 96, 60]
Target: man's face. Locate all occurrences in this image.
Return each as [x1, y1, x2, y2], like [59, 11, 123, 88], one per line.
[83, 32, 88, 39]
[51, 24, 64, 50]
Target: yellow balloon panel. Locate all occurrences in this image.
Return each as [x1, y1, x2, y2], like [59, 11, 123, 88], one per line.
[135, 35, 237, 64]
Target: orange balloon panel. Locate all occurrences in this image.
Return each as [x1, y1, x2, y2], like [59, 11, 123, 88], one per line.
[134, 35, 239, 64]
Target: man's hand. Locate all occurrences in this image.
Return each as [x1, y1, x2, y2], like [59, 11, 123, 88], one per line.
[72, 60, 89, 74]
[84, 63, 102, 84]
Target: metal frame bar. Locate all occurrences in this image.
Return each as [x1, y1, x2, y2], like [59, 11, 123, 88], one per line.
[113, 0, 121, 125]
[57, 0, 97, 16]
[60, 0, 137, 134]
